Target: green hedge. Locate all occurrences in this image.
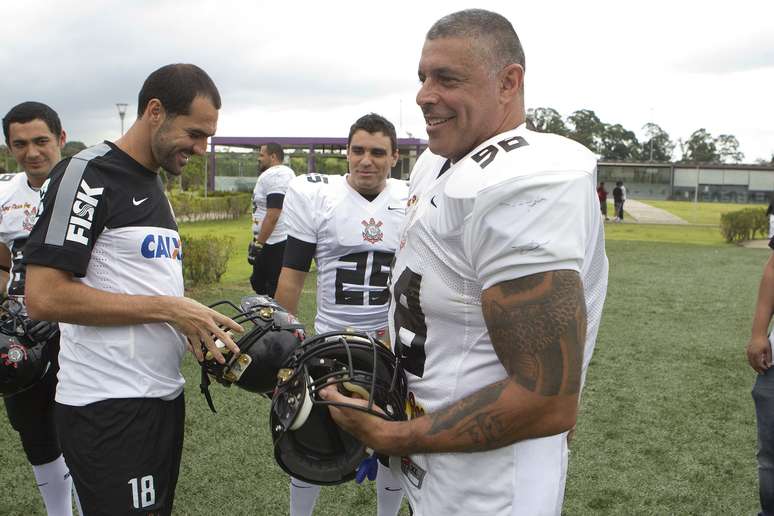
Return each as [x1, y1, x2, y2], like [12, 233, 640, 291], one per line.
[181, 234, 235, 285]
[169, 192, 252, 222]
[720, 208, 768, 243]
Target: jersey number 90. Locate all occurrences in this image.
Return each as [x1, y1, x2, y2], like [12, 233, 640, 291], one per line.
[392, 267, 427, 378]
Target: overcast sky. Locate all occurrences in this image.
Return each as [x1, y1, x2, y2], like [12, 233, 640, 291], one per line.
[2, 0, 773, 161]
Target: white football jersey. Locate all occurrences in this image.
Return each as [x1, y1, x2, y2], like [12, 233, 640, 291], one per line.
[388, 125, 608, 516]
[283, 173, 408, 334]
[252, 164, 295, 243]
[0, 173, 42, 304]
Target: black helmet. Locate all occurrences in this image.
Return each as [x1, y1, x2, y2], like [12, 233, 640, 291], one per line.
[0, 299, 56, 396]
[270, 331, 407, 485]
[199, 295, 304, 412]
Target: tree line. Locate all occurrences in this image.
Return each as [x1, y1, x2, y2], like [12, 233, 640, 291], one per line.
[2, 111, 770, 173]
[526, 107, 765, 164]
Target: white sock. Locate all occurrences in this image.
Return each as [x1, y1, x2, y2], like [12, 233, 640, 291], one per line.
[31, 454, 73, 516]
[290, 477, 322, 516]
[376, 461, 404, 516]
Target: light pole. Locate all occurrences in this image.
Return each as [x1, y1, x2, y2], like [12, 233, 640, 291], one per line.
[648, 107, 655, 161]
[116, 103, 128, 136]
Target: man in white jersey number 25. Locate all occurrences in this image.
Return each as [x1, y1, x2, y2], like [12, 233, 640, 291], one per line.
[321, 10, 609, 516]
[275, 113, 408, 516]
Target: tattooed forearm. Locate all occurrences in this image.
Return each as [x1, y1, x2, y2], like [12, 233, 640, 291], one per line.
[413, 272, 583, 453]
[482, 271, 586, 396]
[453, 411, 510, 451]
[427, 380, 508, 442]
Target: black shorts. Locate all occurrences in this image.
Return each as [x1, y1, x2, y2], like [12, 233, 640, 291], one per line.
[56, 394, 185, 516]
[3, 339, 61, 465]
[250, 239, 286, 297]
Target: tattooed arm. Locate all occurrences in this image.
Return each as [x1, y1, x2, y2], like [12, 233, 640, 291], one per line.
[320, 269, 586, 455]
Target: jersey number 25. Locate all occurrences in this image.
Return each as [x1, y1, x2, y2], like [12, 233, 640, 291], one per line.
[335, 251, 393, 306]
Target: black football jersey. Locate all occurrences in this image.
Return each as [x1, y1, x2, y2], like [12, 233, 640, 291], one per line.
[23, 142, 187, 405]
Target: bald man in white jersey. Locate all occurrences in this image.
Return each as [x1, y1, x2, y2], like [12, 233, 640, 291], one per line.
[321, 9, 608, 516]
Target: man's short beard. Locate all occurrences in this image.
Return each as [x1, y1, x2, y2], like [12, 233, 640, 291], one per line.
[162, 159, 182, 176]
[151, 121, 180, 175]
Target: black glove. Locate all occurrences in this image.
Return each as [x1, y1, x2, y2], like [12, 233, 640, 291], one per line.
[248, 241, 264, 266]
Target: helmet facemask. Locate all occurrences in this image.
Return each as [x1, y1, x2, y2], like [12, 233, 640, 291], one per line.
[270, 331, 407, 485]
[199, 295, 304, 412]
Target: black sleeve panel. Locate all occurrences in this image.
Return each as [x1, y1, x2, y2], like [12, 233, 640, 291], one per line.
[266, 193, 285, 209]
[282, 236, 316, 272]
[23, 158, 109, 278]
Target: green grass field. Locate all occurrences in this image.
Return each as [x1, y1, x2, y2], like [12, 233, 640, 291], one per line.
[641, 200, 763, 225]
[0, 215, 767, 515]
[604, 222, 725, 246]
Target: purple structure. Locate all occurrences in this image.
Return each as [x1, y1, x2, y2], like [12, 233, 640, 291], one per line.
[208, 136, 427, 191]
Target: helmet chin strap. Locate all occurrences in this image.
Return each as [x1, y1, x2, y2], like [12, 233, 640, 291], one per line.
[341, 380, 370, 401]
[287, 373, 371, 432]
[200, 368, 218, 414]
[289, 376, 314, 431]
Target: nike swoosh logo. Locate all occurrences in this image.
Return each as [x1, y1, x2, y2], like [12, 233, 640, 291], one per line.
[512, 240, 549, 253]
[133, 197, 149, 206]
[36, 482, 49, 487]
[430, 196, 437, 208]
[384, 487, 403, 491]
[387, 206, 404, 211]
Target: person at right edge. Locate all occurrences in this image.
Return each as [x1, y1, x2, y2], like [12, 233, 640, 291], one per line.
[320, 9, 609, 516]
[747, 234, 774, 516]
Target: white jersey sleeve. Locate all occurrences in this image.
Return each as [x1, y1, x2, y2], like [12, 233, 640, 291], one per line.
[0, 173, 44, 299]
[465, 170, 594, 290]
[283, 173, 323, 244]
[263, 165, 295, 195]
[0, 175, 22, 248]
[252, 164, 296, 243]
[442, 131, 598, 290]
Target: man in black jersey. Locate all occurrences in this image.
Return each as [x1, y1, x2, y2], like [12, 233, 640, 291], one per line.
[24, 64, 242, 516]
[2, 101, 79, 515]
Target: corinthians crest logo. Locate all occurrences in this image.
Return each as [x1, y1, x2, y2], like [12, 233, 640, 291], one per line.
[23, 206, 38, 232]
[1, 342, 27, 367]
[361, 217, 384, 244]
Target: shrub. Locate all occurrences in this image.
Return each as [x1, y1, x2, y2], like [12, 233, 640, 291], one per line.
[720, 208, 768, 243]
[168, 192, 252, 222]
[181, 234, 235, 285]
